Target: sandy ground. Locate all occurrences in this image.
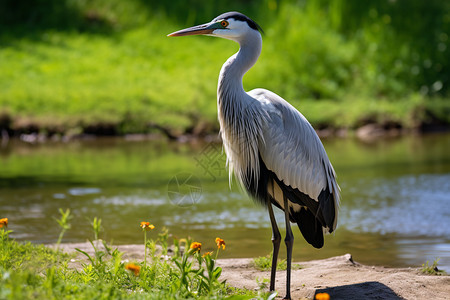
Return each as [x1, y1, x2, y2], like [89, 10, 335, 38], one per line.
[53, 242, 450, 300]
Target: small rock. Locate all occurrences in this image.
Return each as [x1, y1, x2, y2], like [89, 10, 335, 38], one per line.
[356, 124, 385, 140]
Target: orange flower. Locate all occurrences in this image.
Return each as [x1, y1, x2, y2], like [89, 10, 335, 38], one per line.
[0, 218, 8, 228]
[202, 251, 213, 258]
[190, 242, 202, 252]
[315, 292, 330, 300]
[215, 237, 225, 250]
[140, 222, 155, 231]
[125, 263, 141, 276]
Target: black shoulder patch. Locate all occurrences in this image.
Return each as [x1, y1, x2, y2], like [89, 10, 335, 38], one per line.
[213, 11, 264, 34]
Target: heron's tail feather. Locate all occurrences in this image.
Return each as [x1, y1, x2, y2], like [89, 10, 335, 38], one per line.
[318, 187, 337, 233]
[291, 207, 324, 249]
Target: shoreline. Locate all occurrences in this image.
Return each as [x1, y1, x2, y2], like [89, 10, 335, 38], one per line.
[1, 123, 449, 146]
[53, 241, 449, 300]
[1, 107, 449, 144]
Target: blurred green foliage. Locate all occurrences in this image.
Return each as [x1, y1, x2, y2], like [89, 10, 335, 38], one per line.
[0, 0, 448, 135]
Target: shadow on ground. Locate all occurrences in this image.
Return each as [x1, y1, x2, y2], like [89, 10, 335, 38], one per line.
[315, 281, 402, 300]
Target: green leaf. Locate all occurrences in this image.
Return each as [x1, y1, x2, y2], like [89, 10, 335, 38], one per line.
[75, 248, 95, 265]
[213, 266, 222, 278]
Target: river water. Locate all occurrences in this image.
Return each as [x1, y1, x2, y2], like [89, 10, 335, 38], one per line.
[1, 133, 449, 271]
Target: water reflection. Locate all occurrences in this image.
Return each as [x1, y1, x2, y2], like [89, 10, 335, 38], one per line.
[343, 174, 450, 236]
[0, 134, 449, 271]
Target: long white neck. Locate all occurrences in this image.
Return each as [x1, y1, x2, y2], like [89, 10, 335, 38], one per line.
[216, 30, 263, 188]
[217, 31, 262, 107]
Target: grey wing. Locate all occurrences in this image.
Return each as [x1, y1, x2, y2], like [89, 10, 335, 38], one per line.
[249, 88, 340, 232]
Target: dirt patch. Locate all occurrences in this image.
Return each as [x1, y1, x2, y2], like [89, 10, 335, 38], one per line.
[218, 254, 450, 300]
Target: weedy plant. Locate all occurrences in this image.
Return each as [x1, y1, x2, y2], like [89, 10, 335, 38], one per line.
[172, 238, 226, 297]
[75, 217, 122, 277]
[0, 213, 273, 299]
[54, 208, 72, 248]
[140, 221, 155, 269]
[421, 258, 447, 275]
[252, 252, 302, 271]
[91, 217, 103, 241]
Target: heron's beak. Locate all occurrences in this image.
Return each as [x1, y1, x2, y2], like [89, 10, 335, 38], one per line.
[167, 22, 216, 37]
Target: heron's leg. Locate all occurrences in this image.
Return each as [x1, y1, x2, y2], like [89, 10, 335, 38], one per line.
[283, 195, 294, 300]
[268, 201, 281, 292]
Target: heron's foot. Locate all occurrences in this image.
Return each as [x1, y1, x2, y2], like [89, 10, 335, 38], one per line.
[269, 281, 275, 292]
[282, 296, 291, 300]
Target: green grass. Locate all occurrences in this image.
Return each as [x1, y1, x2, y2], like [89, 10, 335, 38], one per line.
[252, 252, 302, 272]
[0, 26, 223, 134]
[0, 0, 449, 136]
[0, 220, 269, 299]
[421, 258, 447, 276]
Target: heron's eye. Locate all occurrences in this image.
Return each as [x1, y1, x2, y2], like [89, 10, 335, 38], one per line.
[220, 20, 229, 28]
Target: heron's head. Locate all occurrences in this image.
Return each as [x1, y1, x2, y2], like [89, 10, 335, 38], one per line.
[168, 11, 263, 42]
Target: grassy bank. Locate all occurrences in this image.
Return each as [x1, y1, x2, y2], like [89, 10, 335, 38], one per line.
[0, 216, 265, 299]
[0, 0, 449, 137]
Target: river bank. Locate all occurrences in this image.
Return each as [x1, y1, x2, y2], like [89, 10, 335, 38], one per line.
[54, 241, 450, 300]
[2, 1, 449, 152]
[1, 115, 449, 146]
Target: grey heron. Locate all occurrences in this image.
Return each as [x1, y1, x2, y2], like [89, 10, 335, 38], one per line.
[168, 12, 340, 299]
